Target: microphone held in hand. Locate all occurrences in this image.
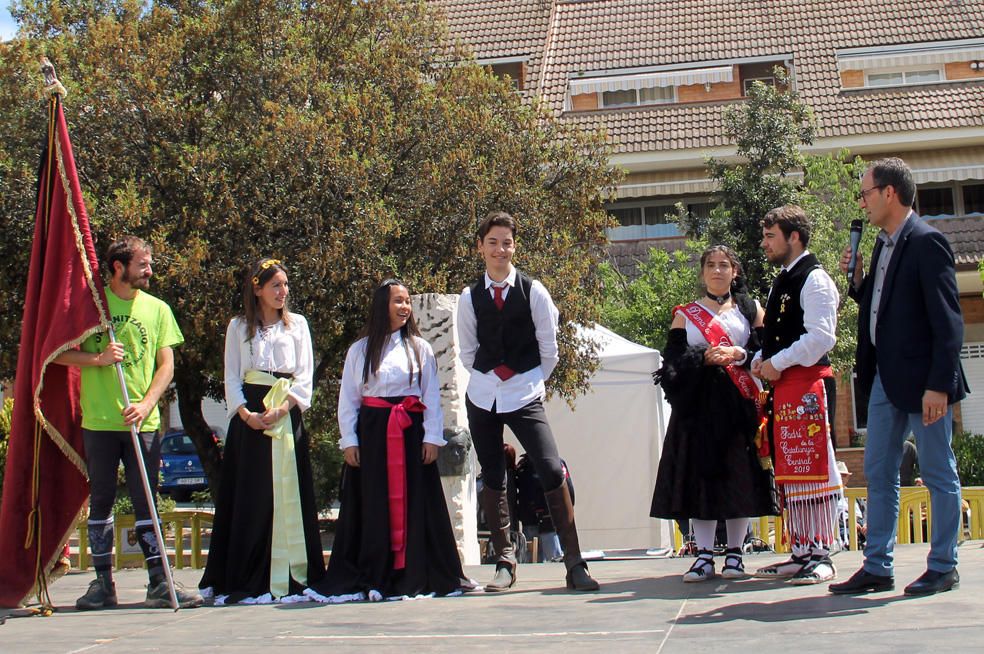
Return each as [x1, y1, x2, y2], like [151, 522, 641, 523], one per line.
[847, 219, 863, 282]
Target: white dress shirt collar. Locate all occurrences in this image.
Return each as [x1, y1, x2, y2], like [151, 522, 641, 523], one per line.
[484, 266, 517, 289]
[782, 250, 812, 273]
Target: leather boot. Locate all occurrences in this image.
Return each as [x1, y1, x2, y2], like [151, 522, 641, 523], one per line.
[479, 486, 517, 592]
[544, 482, 600, 591]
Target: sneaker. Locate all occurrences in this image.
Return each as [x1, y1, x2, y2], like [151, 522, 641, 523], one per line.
[721, 547, 748, 580]
[145, 580, 204, 609]
[682, 550, 715, 582]
[753, 553, 809, 579]
[76, 578, 118, 610]
[789, 557, 837, 585]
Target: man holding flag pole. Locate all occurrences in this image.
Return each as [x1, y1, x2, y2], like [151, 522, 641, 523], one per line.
[53, 235, 201, 610]
[0, 58, 197, 612]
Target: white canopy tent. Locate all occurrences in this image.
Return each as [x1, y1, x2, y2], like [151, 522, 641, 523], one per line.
[505, 324, 672, 552]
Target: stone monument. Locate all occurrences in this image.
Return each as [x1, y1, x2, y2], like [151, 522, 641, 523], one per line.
[411, 293, 480, 565]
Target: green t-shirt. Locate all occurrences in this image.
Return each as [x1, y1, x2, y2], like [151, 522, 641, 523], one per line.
[79, 289, 183, 431]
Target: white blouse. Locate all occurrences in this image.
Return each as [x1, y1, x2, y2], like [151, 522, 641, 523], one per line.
[337, 331, 445, 450]
[680, 301, 752, 349]
[224, 313, 314, 418]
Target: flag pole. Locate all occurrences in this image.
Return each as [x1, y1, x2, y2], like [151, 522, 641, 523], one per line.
[107, 327, 180, 612]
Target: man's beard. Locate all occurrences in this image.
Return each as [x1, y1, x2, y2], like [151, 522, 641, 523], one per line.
[123, 271, 151, 289]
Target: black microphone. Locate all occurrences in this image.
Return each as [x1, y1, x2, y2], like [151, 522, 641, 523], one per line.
[847, 219, 863, 282]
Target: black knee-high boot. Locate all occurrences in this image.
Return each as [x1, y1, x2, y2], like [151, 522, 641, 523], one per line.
[544, 482, 599, 591]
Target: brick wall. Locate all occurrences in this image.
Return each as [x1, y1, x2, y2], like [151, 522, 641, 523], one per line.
[838, 447, 866, 487]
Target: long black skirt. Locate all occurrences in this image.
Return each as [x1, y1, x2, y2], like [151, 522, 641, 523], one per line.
[311, 399, 465, 598]
[199, 382, 325, 603]
[650, 373, 779, 521]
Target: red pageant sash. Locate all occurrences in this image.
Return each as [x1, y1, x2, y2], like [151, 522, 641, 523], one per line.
[361, 395, 426, 570]
[770, 365, 833, 483]
[676, 303, 764, 417]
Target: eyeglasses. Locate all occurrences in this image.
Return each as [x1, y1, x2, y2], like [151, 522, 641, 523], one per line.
[857, 184, 886, 201]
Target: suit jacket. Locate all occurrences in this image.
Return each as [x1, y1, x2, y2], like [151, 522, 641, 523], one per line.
[850, 213, 968, 413]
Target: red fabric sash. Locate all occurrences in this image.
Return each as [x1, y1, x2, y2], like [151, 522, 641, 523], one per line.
[361, 395, 426, 570]
[675, 302, 763, 417]
[770, 365, 833, 483]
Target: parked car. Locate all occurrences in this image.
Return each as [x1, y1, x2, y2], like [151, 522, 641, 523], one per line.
[159, 430, 207, 502]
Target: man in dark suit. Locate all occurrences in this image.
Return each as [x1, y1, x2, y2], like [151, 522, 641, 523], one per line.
[831, 157, 967, 597]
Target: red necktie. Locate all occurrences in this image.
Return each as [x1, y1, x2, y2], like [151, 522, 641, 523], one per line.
[491, 284, 515, 380]
[493, 284, 505, 310]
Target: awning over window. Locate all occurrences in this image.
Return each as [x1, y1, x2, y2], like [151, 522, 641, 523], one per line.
[616, 170, 719, 198]
[570, 66, 734, 95]
[837, 41, 984, 71]
[905, 148, 984, 184]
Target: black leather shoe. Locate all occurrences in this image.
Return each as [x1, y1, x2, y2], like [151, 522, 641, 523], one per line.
[904, 569, 959, 596]
[828, 568, 894, 594]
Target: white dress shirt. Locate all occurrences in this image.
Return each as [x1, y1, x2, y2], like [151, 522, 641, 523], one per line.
[456, 266, 560, 413]
[337, 331, 445, 450]
[754, 251, 839, 371]
[224, 313, 314, 418]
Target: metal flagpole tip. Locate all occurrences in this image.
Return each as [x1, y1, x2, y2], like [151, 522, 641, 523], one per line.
[40, 56, 67, 98]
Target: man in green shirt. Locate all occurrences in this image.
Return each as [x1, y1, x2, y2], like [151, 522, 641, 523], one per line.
[54, 235, 201, 609]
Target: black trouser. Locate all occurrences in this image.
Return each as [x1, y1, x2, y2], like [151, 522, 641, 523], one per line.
[466, 397, 565, 493]
[83, 429, 162, 575]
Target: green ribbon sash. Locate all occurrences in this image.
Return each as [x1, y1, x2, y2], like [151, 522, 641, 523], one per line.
[244, 369, 308, 597]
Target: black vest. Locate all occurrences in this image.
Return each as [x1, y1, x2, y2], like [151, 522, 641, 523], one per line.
[762, 253, 831, 366]
[471, 271, 541, 375]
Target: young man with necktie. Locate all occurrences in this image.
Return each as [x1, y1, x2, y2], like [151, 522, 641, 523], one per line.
[456, 211, 599, 593]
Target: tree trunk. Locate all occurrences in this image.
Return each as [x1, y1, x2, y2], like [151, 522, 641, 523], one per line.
[175, 372, 223, 501]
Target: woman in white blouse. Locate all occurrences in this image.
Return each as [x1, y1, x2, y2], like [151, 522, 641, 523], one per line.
[199, 258, 325, 604]
[307, 279, 467, 602]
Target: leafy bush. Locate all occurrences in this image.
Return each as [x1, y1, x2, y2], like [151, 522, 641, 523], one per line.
[953, 431, 984, 486]
[112, 464, 177, 516]
[0, 397, 11, 503]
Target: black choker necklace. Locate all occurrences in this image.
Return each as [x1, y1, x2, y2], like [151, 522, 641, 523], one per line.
[706, 291, 731, 305]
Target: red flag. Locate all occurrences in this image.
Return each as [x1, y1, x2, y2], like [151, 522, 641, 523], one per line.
[0, 87, 110, 608]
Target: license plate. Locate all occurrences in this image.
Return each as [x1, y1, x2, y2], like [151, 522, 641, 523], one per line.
[177, 477, 205, 485]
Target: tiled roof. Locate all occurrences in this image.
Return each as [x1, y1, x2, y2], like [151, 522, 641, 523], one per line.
[432, 0, 552, 95]
[439, 0, 984, 154]
[930, 216, 984, 266]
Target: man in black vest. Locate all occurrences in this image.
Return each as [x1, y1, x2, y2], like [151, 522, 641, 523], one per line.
[831, 157, 966, 596]
[751, 205, 843, 585]
[456, 211, 599, 592]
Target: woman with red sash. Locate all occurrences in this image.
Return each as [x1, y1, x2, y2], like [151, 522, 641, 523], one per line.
[307, 280, 468, 602]
[651, 246, 779, 582]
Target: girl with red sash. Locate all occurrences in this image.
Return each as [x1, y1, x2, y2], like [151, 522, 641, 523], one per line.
[651, 246, 779, 582]
[307, 280, 469, 602]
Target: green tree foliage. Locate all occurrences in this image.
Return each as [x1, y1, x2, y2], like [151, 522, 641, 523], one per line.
[0, 398, 12, 504]
[952, 431, 984, 486]
[600, 242, 705, 351]
[797, 151, 874, 372]
[0, 0, 618, 508]
[702, 71, 815, 294]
